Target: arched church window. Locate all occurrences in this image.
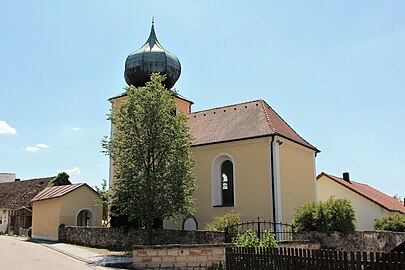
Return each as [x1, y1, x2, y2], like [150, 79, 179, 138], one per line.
[221, 160, 234, 206]
[182, 216, 198, 231]
[76, 209, 95, 227]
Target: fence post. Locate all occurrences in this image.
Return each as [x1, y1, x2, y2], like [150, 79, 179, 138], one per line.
[257, 217, 261, 240]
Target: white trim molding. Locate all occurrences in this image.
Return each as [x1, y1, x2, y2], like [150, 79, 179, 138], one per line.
[273, 137, 283, 224]
[75, 208, 96, 227]
[268, 137, 282, 223]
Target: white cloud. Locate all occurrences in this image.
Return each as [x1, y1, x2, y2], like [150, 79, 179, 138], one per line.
[35, 143, 50, 148]
[72, 127, 81, 131]
[0, 120, 17, 134]
[63, 167, 81, 176]
[25, 146, 39, 152]
[24, 143, 50, 152]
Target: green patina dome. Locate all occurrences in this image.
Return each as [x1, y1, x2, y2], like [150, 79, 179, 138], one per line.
[124, 21, 181, 89]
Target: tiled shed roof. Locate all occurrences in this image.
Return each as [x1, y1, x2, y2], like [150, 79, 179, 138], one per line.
[317, 172, 405, 214]
[31, 183, 95, 202]
[0, 177, 53, 209]
[188, 99, 318, 151]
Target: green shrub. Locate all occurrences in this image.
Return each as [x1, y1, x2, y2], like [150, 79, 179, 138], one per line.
[233, 229, 278, 248]
[326, 197, 356, 233]
[374, 213, 405, 232]
[261, 230, 278, 248]
[233, 229, 260, 247]
[292, 201, 317, 233]
[204, 211, 241, 231]
[216, 261, 224, 270]
[293, 197, 356, 235]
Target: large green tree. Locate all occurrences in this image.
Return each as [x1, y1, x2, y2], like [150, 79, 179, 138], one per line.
[94, 179, 111, 226]
[103, 73, 195, 243]
[47, 172, 71, 187]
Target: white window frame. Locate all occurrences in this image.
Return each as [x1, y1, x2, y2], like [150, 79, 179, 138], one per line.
[211, 153, 236, 207]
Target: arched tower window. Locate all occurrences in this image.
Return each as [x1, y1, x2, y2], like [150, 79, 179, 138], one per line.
[212, 154, 236, 207]
[221, 160, 234, 206]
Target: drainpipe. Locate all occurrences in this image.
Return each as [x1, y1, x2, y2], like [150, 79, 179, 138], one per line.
[270, 136, 277, 232]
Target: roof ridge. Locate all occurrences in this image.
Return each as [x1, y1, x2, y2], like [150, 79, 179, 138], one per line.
[259, 99, 276, 133]
[189, 99, 262, 114]
[0, 177, 53, 185]
[260, 100, 316, 149]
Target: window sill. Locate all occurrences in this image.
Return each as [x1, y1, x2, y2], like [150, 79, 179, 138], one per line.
[212, 205, 234, 208]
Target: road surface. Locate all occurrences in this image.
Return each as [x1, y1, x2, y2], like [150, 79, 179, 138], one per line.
[0, 236, 117, 270]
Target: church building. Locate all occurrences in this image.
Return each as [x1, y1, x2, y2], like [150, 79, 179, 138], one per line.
[109, 22, 319, 230]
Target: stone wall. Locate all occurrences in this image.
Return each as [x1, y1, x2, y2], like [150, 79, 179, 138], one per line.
[295, 231, 405, 252]
[278, 240, 321, 250]
[58, 225, 225, 250]
[133, 244, 228, 269]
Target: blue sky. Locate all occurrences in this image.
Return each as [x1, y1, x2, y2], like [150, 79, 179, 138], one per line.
[0, 1, 404, 197]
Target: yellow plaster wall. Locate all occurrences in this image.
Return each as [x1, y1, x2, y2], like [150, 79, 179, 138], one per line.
[317, 176, 390, 230]
[166, 138, 272, 229]
[279, 140, 316, 223]
[175, 97, 192, 114]
[60, 186, 102, 227]
[32, 198, 62, 241]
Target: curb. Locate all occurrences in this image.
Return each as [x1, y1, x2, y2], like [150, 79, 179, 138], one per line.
[38, 243, 93, 264]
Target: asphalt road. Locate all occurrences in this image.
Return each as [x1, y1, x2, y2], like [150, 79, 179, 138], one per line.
[0, 236, 116, 270]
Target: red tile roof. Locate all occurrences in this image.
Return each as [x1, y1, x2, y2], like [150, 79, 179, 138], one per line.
[188, 99, 318, 151]
[0, 177, 53, 209]
[317, 172, 405, 214]
[31, 183, 94, 202]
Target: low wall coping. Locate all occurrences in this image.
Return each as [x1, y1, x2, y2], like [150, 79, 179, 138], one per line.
[133, 243, 231, 249]
[278, 240, 320, 245]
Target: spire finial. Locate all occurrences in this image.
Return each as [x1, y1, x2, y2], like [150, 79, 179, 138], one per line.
[152, 16, 154, 26]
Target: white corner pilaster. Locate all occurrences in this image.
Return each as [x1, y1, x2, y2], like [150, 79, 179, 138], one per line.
[273, 138, 282, 224]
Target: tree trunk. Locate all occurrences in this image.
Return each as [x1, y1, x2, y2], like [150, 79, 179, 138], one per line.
[147, 221, 153, 245]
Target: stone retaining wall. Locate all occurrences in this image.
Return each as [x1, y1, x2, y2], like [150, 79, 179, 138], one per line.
[58, 225, 225, 250]
[295, 231, 405, 252]
[278, 240, 321, 250]
[133, 244, 228, 269]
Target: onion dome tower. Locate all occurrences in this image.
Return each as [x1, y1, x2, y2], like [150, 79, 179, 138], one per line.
[124, 20, 181, 89]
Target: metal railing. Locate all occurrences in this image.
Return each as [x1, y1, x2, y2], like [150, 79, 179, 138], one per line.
[224, 218, 294, 242]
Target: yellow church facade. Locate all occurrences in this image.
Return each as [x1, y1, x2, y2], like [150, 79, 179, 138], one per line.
[108, 22, 319, 229]
[109, 95, 319, 229]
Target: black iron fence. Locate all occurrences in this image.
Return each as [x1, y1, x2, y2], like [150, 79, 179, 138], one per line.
[224, 218, 294, 242]
[226, 247, 405, 270]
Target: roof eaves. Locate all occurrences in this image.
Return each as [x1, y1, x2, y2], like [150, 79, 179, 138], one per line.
[175, 94, 194, 104]
[191, 134, 275, 148]
[108, 92, 127, 101]
[191, 132, 319, 153]
[109, 92, 194, 105]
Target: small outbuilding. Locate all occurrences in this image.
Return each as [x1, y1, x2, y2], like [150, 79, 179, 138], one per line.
[317, 172, 405, 230]
[31, 183, 102, 241]
[0, 176, 52, 234]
